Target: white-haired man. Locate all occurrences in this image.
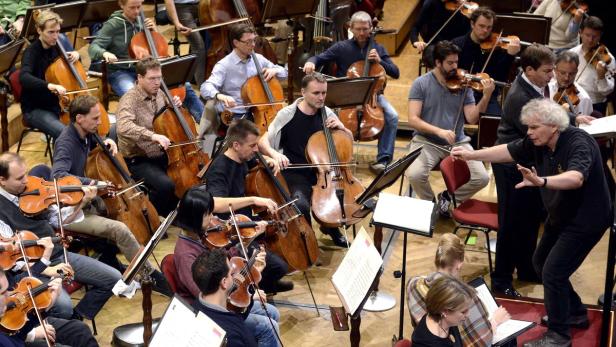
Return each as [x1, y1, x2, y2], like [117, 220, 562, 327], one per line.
[452, 99, 610, 347]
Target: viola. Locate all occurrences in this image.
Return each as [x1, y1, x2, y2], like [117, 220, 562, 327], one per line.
[202, 214, 272, 249]
[554, 84, 580, 112]
[444, 0, 479, 18]
[245, 152, 319, 271]
[227, 247, 262, 312]
[559, 0, 588, 17]
[479, 33, 532, 51]
[0, 231, 61, 270]
[338, 28, 386, 141]
[19, 175, 114, 216]
[445, 69, 509, 93]
[585, 44, 613, 71]
[306, 109, 365, 228]
[0, 277, 53, 333]
[85, 134, 161, 245]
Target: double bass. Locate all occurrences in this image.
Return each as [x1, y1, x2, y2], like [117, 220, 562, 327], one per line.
[245, 152, 319, 271]
[86, 134, 161, 245]
[338, 28, 386, 141]
[306, 109, 364, 228]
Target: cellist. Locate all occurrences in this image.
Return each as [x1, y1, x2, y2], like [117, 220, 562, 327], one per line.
[50, 95, 172, 297]
[258, 73, 353, 248]
[303, 11, 400, 174]
[116, 57, 183, 217]
[19, 10, 78, 139]
[199, 23, 287, 137]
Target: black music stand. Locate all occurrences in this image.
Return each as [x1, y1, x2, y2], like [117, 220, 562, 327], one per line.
[0, 39, 26, 151]
[494, 13, 551, 46]
[79, 0, 119, 28]
[261, 0, 318, 22]
[20, 1, 86, 40]
[159, 55, 197, 90]
[20, 4, 54, 39]
[325, 77, 377, 109]
[477, 0, 532, 13]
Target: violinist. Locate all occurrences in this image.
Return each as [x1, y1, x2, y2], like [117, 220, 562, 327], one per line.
[409, 0, 469, 54]
[199, 23, 287, 137]
[174, 187, 281, 347]
[548, 50, 594, 123]
[18, 10, 78, 140]
[0, 269, 99, 347]
[405, 41, 491, 217]
[451, 7, 520, 115]
[116, 57, 183, 216]
[303, 11, 399, 174]
[492, 44, 555, 297]
[204, 119, 291, 293]
[50, 95, 172, 297]
[0, 152, 123, 323]
[88, 0, 203, 123]
[569, 16, 615, 115]
[258, 73, 353, 248]
[534, 0, 586, 52]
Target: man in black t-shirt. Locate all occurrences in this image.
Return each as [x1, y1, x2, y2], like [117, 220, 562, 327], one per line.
[258, 73, 354, 248]
[204, 119, 292, 294]
[452, 99, 610, 347]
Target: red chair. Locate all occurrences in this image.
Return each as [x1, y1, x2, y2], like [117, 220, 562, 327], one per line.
[439, 156, 498, 273]
[394, 339, 412, 347]
[161, 254, 179, 294]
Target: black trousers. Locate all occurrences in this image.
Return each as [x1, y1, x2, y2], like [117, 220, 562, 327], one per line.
[533, 222, 605, 338]
[492, 162, 543, 288]
[26, 317, 98, 347]
[244, 242, 288, 294]
[126, 155, 178, 217]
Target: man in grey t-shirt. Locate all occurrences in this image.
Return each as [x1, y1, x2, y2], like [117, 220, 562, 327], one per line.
[405, 41, 494, 214]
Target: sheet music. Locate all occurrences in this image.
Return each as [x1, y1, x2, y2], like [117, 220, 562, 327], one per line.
[150, 297, 226, 347]
[331, 227, 383, 316]
[474, 283, 533, 345]
[373, 192, 434, 234]
[580, 115, 616, 137]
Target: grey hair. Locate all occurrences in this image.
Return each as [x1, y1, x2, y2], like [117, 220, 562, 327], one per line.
[350, 11, 372, 27]
[556, 50, 579, 66]
[520, 99, 570, 131]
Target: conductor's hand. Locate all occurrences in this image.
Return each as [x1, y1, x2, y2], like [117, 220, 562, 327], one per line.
[303, 62, 316, 74]
[515, 164, 544, 188]
[451, 146, 473, 161]
[152, 133, 171, 150]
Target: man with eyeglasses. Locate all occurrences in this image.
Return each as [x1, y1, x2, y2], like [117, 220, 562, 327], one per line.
[548, 50, 594, 124]
[199, 23, 287, 138]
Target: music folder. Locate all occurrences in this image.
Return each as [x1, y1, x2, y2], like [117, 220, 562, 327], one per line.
[468, 277, 535, 346]
[579, 115, 616, 138]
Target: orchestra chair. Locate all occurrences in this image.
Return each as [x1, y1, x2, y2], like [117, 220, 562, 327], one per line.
[394, 339, 411, 347]
[477, 114, 500, 149]
[161, 253, 179, 294]
[7, 69, 54, 160]
[439, 156, 498, 274]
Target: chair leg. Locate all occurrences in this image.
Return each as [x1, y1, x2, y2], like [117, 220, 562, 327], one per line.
[16, 129, 28, 153]
[484, 230, 493, 274]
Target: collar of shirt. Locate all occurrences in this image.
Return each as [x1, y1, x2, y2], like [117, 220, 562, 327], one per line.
[0, 186, 19, 206]
[522, 72, 545, 96]
[230, 50, 252, 65]
[135, 84, 158, 102]
[198, 293, 229, 312]
[68, 123, 89, 147]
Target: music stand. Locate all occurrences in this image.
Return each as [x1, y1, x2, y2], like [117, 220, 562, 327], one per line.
[20, 1, 87, 39]
[494, 13, 551, 46]
[324, 77, 377, 109]
[261, 0, 318, 23]
[20, 4, 55, 39]
[160, 55, 196, 90]
[0, 39, 26, 151]
[79, 0, 119, 28]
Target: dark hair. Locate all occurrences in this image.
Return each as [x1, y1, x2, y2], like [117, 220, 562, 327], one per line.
[230, 23, 256, 44]
[226, 119, 259, 147]
[470, 7, 495, 24]
[519, 44, 555, 71]
[69, 95, 99, 123]
[135, 56, 161, 76]
[555, 50, 579, 66]
[301, 72, 328, 89]
[433, 41, 461, 65]
[192, 248, 229, 296]
[0, 152, 23, 179]
[581, 16, 603, 32]
[175, 186, 215, 234]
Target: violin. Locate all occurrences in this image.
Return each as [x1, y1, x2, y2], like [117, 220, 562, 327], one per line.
[227, 246, 263, 312]
[445, 69, 509, 93]
[584, 44, 613, 71]
[479, 33, 532, 51]
[85, 134, 161, 245]
[201, 214, 272, 249]
[444, 0, 479, 18]
[559, 0, 588, 17]
[44, 29, 111, 136]
[245, 152, 319, 271]
[0, 231, 61, 270]
[306, 109, 365, 227]
[0, 277, 53, 333]
[19, 175, 114, 216]
[554, 84, 580, 112]
[338, 27, 386, 142]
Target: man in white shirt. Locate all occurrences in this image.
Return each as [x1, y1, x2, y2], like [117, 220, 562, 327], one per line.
[569, 16, 615, 115]
[548, 50, 594, 125]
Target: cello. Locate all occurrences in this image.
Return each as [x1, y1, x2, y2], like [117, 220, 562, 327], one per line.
[45, 38, 111, 136]
[245, 152, 319, 271]
[306, 109, 364, 228]
[86, 134, 161, 245]
[338, 28, 386, 141]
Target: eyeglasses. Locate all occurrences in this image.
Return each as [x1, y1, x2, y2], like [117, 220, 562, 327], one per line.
[238, 37, 258, 45]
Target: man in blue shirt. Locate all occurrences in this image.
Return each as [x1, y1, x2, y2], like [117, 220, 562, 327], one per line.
[303, 10, 400, 173]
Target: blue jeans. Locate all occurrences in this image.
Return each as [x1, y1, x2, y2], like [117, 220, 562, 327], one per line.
[376, 94, 399, 163]
[23, 108, 65, 139]
[109, 70, 203, 123]
[246, 302, 280, 347]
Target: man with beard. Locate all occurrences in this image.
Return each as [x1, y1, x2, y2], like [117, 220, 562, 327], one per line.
[404, 40, 493, 217]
